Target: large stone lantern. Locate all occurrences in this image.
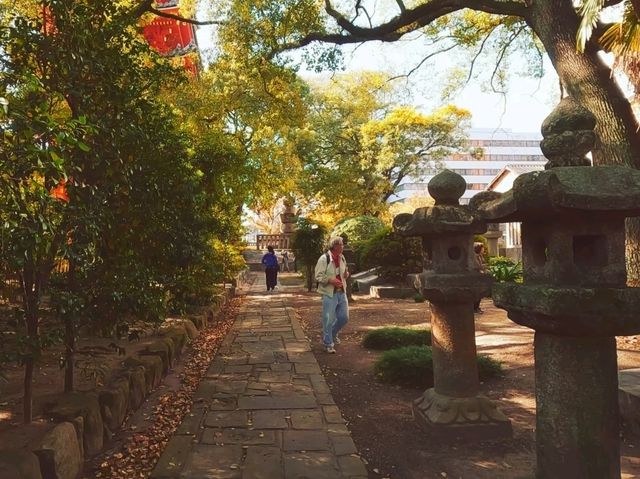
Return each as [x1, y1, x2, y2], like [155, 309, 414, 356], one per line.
[393, 170, 512, 439]
[471, 97, 640, 478]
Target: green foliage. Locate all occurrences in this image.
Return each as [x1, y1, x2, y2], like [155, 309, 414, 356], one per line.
[359, 228, 422, 281]
[297, 72, 470, 218]
[331, 216, 386, 245]
[0, 0, 250, 408]
[211, 240, 247, 283]
[477, 354, 505, 379]
[291, 218, 328, 291]
[374, 346, 433, 386]
[363, 328, 431, 350]
[374, 346, 503, 387]
[474, 234, 489, 252]
[413, 293, 426, 303]
[488, 256, 523, 283]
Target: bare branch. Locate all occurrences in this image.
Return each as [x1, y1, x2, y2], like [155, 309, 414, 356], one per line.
[131, 0, 153, 18]
[395, 0, 407, 13]
[346, 0, 375, 28]
[465, 25, 501, 85]
[386, 43, 458, 82]
[147, 6, 226, 26]
[489, 25, 527, 94]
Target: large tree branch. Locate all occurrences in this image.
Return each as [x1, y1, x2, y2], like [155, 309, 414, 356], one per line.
[148, 6, 226, 26]
[131, 0, 153, 19]
[325, 0, 527, 39]
[276, 0, 529, 56]
[130, 0, 225, 26]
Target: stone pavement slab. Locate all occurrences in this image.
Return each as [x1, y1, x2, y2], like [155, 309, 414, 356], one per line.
[152, 272, 368, 478]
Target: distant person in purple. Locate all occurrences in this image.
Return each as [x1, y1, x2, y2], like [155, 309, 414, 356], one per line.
[261, 245, 279, 292]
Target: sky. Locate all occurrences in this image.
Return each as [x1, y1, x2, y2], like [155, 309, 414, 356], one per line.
[194, 7, 564, 134]
[302, 40, 561, 134]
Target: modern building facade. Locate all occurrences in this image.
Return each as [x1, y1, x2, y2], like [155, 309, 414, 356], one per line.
[391, 128, 547, 205]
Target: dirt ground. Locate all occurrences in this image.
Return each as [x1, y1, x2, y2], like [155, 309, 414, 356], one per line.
[0, 309, 160, 450]
[279, 272, 640, 479]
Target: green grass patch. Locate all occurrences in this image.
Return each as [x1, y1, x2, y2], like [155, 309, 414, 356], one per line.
[373, 345, 503, 388]
[362, 327, 431, 350]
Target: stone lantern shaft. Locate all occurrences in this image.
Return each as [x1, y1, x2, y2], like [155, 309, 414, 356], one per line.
[393, 170, 511, 440]
[471, 96, 640, 479]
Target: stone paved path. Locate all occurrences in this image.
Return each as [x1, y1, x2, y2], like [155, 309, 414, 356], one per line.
[151, 273, 368, 479]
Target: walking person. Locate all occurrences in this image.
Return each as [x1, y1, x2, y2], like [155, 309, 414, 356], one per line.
[282, 251, 290, 272]
[261, 245, 279, 292]
[473, 242, 487, 313]
[314, 237, 350, 354]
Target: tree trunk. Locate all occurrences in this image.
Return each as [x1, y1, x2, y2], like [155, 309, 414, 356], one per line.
[64, 258, 76, 392]
[22, 289, 39, 424]
[23, 358, 34, 424]
[306, 265, 314, 292]
[626, 218, 640, 286]
[528, 0, 640, 284]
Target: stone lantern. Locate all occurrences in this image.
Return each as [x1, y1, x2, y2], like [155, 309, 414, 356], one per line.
[484, 222, 502, 256]
[280, 198, 298, 249]
[470, 97, 640, 478]
[393, 170, 512, 439]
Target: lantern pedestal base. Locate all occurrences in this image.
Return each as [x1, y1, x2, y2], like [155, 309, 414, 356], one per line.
[412, 389, 512, 440]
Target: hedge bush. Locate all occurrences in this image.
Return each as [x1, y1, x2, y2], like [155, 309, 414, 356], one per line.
[374, 346, 433, 386]
[363, 327, 431, 350]
[413, 293, 426, 303]
[359, 227, 422, 281]
[374, 345, 503, 387]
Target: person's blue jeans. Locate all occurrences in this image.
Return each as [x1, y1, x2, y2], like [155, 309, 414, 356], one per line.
[321, 291, 349, 347]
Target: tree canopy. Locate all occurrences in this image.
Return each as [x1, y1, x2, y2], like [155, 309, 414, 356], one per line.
[297, 71, 469, 218]
[193, 0, 640, 283]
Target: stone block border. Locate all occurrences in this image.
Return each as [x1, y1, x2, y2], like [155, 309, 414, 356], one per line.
[0, 285, 238, 479]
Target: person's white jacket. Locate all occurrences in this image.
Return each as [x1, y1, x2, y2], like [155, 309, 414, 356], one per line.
[314, 252, 348, 298]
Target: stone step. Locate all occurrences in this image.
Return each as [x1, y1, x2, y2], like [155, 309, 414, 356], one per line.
[369, 285, 416, 299]
[619, 368, 640, 436]
[351, 268, 382, 294]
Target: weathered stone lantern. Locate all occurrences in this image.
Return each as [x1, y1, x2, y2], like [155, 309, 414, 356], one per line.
[484, 223, 502, 256]
[393, 170, 512, 439]
[470, 97, 640, 478]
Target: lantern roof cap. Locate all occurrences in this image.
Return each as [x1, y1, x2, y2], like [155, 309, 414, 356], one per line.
[394, 170, 485, 237]
[428, 169, 466, 206]
[470, 165, 640, 223]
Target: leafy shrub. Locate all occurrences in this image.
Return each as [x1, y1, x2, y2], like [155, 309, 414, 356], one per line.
[291, 218, 328, 291]
[474, 234, 488, 249]
[374, 346, 503, 387]
[413, 293, 426, 303]
[488, 256, 523, 283]
[374, 345, 432, 386]
[210, 240, 247, 283]
[359, 228, 422, 281]
[331, 216, 386, 244]
[477, 354, 504, 378]
[363, 327, 431, 350]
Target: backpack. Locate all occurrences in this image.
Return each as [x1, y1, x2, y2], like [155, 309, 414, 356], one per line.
[315, 252, 331, 290]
